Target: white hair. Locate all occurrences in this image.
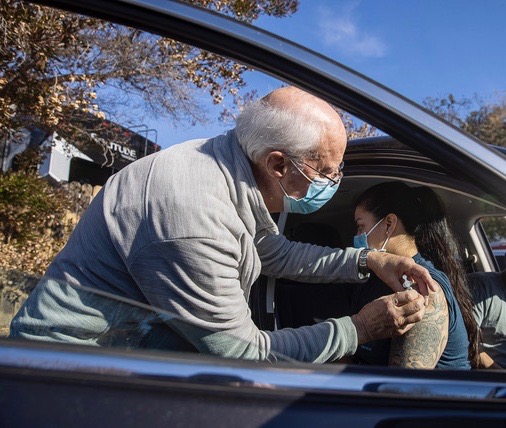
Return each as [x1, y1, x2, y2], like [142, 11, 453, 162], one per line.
[235, 98, 324, 163]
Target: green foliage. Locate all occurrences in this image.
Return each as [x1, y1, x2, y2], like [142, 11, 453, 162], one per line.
[0, 164, 75, 275]
[0, 167, 70, 244]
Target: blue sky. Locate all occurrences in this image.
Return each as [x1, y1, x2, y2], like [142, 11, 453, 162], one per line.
[146, 0, 506, 149]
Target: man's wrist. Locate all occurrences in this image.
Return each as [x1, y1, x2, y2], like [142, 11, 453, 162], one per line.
[350, 313, 368, 344]
[358, 248, 374, 279]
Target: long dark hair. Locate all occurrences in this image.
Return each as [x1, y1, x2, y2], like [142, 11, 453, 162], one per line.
[355, 181, 480, 368]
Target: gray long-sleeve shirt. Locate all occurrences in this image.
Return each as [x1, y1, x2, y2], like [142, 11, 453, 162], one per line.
[11, 130, 363, 363]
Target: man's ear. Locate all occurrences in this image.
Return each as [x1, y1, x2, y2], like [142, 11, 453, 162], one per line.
[264, 151, 288, 179]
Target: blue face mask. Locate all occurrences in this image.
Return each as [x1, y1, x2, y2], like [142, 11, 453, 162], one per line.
[279, 160, 340, 214]
[353, 217, 388, 250]
[281, 177, 339, 214]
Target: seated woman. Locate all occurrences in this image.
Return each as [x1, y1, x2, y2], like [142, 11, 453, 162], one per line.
[349, 182, 479, 369]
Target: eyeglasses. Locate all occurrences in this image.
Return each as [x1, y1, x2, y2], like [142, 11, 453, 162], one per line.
[291, 159, 344, 187]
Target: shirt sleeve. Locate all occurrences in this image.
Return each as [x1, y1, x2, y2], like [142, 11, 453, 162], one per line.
[128, 238, 357, 362]
[255, 231, 363, 283]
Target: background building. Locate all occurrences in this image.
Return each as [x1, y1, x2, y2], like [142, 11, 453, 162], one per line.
[1, 120, 160, 186]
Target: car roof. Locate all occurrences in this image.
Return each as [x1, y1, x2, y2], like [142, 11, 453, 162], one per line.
[344, 136, 483, 198]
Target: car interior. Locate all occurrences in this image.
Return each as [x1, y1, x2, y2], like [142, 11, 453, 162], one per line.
[250, 136, 506, 334]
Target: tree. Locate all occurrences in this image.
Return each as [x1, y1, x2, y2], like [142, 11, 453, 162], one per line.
[338, 110, 378, 139]
[423, 93, 506, 244]
[423, 94, 506, 147]
[0, 0, 298, 156]
[464, 102, 506, 148]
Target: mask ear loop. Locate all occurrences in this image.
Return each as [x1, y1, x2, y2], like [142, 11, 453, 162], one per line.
[366, 217, 384, 237]
[378, 225, 391, 252]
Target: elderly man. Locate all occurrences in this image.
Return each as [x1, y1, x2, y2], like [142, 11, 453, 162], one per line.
[11, 86, 434, 363]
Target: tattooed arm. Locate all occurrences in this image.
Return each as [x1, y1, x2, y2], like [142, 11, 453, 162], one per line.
[389, 285, 448, 368]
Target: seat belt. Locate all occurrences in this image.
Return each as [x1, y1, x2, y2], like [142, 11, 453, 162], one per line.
[265, 212, 288, 330]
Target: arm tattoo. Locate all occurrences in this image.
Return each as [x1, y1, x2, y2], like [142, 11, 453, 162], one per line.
[389, 285, 449, 368]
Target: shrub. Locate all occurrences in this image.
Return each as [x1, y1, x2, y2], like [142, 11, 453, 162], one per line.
[0, 169, 73, 275]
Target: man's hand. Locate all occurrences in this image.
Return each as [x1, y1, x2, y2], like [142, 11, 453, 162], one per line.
[351, 290, 426, 344]
[366, 251, 439, 299]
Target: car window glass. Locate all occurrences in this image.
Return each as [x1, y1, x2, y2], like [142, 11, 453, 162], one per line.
[2, 1, 505, 379]
[480, 216, 506, 270]
[3, 276, 294, 363]
[0, 2, 376, 365]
